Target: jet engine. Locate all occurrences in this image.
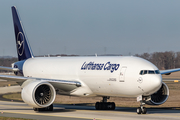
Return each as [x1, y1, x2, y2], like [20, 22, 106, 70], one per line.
[145, 82, 169, 105]
[21, 80, 56, 108]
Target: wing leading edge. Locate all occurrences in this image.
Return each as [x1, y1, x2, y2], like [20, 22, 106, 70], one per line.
[161, 68, 180, 82]
[0, 74, 81, 91]
[160, 68, 180, 75]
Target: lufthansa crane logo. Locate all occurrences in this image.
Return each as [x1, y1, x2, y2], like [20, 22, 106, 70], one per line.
[16, 32, 24, 56]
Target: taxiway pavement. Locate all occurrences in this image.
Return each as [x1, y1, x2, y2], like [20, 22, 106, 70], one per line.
[0, 100, 180, 120]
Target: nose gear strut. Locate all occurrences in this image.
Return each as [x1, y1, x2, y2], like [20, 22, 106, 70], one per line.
[137, 96, 147, 114]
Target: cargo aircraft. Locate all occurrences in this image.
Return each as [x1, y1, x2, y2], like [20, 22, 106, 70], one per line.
[0, 6, 180, 114]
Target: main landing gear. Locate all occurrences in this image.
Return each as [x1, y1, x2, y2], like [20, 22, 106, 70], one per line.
[95, 97, 115, 110]
[33, 104, 53, 111]
[137, 100, 147, 114]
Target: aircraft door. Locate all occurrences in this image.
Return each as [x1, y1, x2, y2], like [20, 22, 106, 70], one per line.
[119, 67, 127, 82]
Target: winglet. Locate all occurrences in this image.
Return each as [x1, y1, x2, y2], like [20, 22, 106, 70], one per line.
[11, 6, 34, 61]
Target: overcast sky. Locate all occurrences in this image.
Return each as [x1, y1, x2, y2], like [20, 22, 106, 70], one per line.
[0, 0, 180, 57]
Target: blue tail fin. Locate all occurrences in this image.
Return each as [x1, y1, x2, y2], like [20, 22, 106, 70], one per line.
[11, 6, 34, 61]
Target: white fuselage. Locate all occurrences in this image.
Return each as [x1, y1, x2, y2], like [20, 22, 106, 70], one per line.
[22, 56, 162, 98]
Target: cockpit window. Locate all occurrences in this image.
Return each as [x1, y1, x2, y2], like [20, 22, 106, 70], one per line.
[144, 70, 147, 74]
[139, 70, 160, 75]
[148, 70, 155, 74]
[155, 70, 160, 74]
[140, 70, 143, 75]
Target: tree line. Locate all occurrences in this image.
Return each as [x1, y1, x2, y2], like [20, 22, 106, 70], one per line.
[0, 51, 180, 70]
[135, 51, 180, 70]
[0, 57, 18, 67]
[0, 57, 17, 72]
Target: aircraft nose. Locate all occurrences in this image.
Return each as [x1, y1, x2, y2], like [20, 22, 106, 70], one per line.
[150, 75, 162, 93]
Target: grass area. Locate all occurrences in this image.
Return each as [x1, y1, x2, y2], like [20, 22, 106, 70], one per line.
[0, 81, 18, 87]
[0, 116, 33, 120]
[3, 93, 22, 101]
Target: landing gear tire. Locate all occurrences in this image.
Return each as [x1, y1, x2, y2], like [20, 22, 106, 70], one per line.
[46, 104, 53, 111]
[33, 107, 38, 111]
[33, 104, 53, 111]
[95, 102, 115, 110]
[111, 102, 115, 110]
[137, 107, 147, 114]
[95, 102, 100, 110]
[137, 107, 142, 114]
[142, 107, 147, 114]
[102, 102, 106, 110]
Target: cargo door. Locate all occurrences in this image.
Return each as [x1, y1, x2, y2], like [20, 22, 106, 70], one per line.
[119, 67, 127, 82]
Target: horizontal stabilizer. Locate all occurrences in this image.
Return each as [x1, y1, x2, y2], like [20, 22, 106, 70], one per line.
[0, 66, 19, 71]
[0, 75, 26, 82]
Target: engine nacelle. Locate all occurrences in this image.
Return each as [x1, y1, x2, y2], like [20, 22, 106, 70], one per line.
[21, 80, 56, 108]
[145, 82, 169, 105]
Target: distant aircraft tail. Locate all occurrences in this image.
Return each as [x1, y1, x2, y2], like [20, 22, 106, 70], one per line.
[11, 6, 34, 61]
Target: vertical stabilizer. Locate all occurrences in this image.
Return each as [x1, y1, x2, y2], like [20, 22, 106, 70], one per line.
[11, 6, 34, 61]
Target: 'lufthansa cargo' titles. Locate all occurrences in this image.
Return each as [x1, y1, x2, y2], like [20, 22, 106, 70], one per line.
[81, 61, 120, 73]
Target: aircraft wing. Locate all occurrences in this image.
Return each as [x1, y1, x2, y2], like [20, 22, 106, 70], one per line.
[160, 68, 180, 75]
[161, 68, 180, 82]
[0, 75, 81, 91]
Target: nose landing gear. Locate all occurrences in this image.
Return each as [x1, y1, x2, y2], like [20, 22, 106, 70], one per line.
[137, 100, 147, 114]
